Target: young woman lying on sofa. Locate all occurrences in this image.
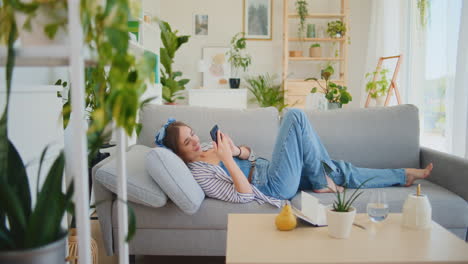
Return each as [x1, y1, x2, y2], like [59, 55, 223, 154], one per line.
[155, 108, 433, 207]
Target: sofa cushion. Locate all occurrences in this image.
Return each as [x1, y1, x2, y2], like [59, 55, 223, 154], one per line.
[291, 179, 468, 229]
[146, 147, 205, 215]
[301, 104, 420, 169]
[113, 198, 280, 230]
[137, 105, 279, 160]
[95, 145, 167, 208]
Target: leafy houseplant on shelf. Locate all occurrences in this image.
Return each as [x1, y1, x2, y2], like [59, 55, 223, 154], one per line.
[365, 68, 390, 107]
[227, 32, 251, 89]
[305, 65, 352, 110]
[290, 0, 308, 57]
[244, 74, 288, 113]
[158, 19, 190, 104]
[309, 43, 321, 57]
[326, 176, 375, 239]
[326, 20, 347, 38]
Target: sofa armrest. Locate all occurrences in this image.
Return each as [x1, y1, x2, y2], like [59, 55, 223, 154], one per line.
[92, 156, 116, 256]
[420, 146, 468, 202]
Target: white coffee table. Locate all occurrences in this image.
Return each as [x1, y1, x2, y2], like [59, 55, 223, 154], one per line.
[226, 213, 468, 264]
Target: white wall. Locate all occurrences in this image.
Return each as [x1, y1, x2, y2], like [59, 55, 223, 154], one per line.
[157, 0, 372, 108]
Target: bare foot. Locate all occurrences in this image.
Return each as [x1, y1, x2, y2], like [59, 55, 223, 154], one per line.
[404, 163, 433, 187]
[313, 175, 344, 193]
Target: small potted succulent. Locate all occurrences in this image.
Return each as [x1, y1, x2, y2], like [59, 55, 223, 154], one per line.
[326, 20, 347, 38]
[309, 43, 321, 57]
[365, 68, 390, 106]
[305, 65, 352, 110]
[326, 177, 375, 239]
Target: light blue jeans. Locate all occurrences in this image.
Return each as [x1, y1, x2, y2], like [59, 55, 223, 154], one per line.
[255, 109, 406, 200]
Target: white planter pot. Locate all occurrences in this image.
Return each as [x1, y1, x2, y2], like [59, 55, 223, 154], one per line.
[0, 234, 67, 264]
[326, 206, 356, 239]
[375, 95, 386, 107]
[15, 5, 68, 46]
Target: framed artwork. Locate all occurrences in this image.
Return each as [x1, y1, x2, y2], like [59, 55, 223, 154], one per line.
[243, 0, 272, 40]
[193, 14, 208, 36]
[202, 47, 231, 89]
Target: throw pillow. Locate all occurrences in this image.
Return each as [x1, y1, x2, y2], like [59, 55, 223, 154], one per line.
[146, 147, 205, 215]
[95, 145, 167, 208]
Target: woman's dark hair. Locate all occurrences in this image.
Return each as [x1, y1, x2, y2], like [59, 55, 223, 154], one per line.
[162, 121, 191, 155]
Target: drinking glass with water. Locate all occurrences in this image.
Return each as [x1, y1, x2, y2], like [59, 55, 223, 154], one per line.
[367, 189, 389, 222]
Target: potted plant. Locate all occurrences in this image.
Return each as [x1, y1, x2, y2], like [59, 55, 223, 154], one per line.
[158, 20, 190, 103]
[326, 20, 347, 38]
[309, 43, 321, 57]
[290, 0, 308, 57]
[326, 177, 375, 239]
[305, 65, 352, 109]
[365, 68, 390, 107]
[227, 32, 251, 89]
[244, 73, 288, 112]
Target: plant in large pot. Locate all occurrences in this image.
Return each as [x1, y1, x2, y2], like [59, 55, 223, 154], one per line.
[244, 73, 288, 112]
[365, 68, 390, 107]
[305, 65, 352, 110]
[290, 0, 308, 57]
[227, 32, 251, 88]
[158, 19, 190, 104]
[326, 177, 375, 239]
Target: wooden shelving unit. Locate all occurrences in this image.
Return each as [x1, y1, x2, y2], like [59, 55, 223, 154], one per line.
[282, 0, 349, 109]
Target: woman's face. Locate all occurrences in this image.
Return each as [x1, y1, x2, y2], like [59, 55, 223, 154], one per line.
[177, 126, 202, 162]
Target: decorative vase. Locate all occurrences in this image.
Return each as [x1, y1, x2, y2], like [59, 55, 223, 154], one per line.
[306, 24, 316, 38]
[15, 5, 68, 46]
[229, 78, 240, 89]
[289, 51, 303, 57]
[67, 228, 99, 264]
[327, 102, 342, 110]
[309, 47, 322, 57]
[326, 206, 356, 239]
[0, 234, 67, 264]
[402, 194, 432, 230]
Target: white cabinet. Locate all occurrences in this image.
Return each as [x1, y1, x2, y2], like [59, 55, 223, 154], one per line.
[188, 88, 247, 109]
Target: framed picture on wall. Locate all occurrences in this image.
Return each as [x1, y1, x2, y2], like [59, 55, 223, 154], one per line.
[193, 14, 208, 36]
[243, 0, 272, 40]
[202, 47, 231, 89]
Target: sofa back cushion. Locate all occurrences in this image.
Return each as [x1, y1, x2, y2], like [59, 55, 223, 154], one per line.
[301, 104, 420, 169]
[138, 105, 280, 159]
[95, 145, 168, 208]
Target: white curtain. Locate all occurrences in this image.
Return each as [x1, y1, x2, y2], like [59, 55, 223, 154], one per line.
[361, 0, 408, 106]
[365, 0, 468, 158]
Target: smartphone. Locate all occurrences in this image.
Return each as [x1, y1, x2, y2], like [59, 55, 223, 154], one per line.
[210, 125, 219, 142]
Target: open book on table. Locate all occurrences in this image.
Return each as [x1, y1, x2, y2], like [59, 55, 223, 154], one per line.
[291, 191, 328, 227]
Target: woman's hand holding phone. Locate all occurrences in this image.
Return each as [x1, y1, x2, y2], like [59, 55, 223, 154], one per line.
[213, 131, 233, 162]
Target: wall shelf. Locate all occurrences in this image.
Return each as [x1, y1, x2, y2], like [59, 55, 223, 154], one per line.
[0, 46, 96, 67]
[282, 0, 349, 109]
[288, 37, 345, 42]
[289, 57, 344, 61]
[288, 13, 345, 19]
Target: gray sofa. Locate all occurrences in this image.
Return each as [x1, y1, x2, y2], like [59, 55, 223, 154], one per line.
[93, 104, 468, 257]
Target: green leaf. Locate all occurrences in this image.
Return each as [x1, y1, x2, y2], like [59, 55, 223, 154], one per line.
[25, 152, 66, 248]
[125, 205, 136, 242]
[311, 87, 317, 93]
[44, 23, 59, 39]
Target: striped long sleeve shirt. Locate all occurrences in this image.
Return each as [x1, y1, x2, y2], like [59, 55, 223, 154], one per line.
[187, 161, 282, 208]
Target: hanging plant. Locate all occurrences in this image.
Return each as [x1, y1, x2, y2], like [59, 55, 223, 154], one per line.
[295, 0, 308, 49]
[417, 0, 430, 30]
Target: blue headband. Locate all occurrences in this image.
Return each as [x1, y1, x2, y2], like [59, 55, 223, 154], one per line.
[155, 118, 176, 148]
